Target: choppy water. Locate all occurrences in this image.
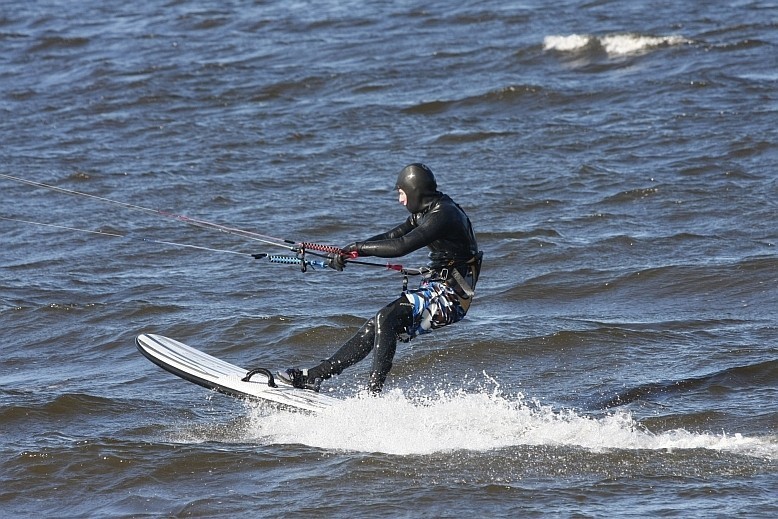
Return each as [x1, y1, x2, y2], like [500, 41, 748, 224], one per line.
[1, 1, 776, 517]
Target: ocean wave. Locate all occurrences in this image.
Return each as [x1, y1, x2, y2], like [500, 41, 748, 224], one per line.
[0, 392, 121, 425]
[29, 36, 91, 53]
[432, 130, 517, 144]
[402, 84, 545, 114]
[543, 33, 689, 56]
[600, 186, 660, 204]
[596, 360, 778, 410]
[506, 255, 777, 303]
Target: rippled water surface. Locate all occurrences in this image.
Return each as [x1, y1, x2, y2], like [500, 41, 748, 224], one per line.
[1, 1, 776, 517]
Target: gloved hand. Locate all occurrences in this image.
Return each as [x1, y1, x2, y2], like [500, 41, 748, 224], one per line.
[342, 242, 362, 257]
[326, 253, 346, 271]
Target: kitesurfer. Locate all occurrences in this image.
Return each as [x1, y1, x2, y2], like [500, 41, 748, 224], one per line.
[278, 163, 482, 393]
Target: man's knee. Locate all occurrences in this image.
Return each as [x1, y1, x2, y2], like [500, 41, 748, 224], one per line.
[376, 299, 413, 331]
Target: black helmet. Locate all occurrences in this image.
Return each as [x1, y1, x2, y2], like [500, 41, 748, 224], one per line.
[396, 163, 439, 213]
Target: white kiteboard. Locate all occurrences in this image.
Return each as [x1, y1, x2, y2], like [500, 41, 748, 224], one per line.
[136, 333, 338, 413]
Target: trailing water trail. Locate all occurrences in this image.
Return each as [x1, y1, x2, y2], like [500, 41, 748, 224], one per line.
[172, 389, 778, 460]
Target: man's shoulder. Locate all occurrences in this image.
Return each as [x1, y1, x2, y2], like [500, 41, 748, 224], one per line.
[425, 193, 453, 209]
[432, 194, 468, 216]
[415, 195, 467, 226]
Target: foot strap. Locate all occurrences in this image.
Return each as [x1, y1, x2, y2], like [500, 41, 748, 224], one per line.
[242, 367, 278, 387]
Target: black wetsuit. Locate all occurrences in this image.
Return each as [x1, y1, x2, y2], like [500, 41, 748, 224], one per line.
[308, 192, 482, 392]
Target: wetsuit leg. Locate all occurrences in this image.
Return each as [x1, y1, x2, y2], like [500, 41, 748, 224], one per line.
[307, 318, 376, 380]
[307, 297, 413, 391]
[368, 297, 414, 393]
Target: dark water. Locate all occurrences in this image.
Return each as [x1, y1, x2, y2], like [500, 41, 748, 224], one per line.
[1, 1, 776, 517]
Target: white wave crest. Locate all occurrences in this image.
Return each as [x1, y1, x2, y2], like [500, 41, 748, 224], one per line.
[543, 34, 594, 52]
[544, 33, 689, 56]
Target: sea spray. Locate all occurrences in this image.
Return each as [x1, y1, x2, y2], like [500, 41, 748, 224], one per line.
[240, 388, 775, 459]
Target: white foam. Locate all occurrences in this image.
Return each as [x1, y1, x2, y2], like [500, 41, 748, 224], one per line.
[544, 33, 689, 56]
[243, 387, 776, 458]
[543, 34, 593, 52]
[601, 34, 688, 55]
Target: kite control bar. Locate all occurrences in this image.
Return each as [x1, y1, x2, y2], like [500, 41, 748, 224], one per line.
[298, 242, 358, 259]
[254, 241, 425, 276]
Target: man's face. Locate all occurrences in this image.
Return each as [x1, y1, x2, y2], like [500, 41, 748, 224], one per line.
[398, 188, 408, 207]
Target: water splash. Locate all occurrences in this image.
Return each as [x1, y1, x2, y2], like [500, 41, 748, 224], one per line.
[242, 388, 775, 458]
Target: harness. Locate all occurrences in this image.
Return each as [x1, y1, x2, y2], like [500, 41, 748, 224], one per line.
[401, 251, 483, 301]
[449, 251, 482, 298]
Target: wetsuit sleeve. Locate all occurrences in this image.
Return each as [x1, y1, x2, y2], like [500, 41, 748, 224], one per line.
[356, 211, 446, 258]
[363, 217, 415, 242]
